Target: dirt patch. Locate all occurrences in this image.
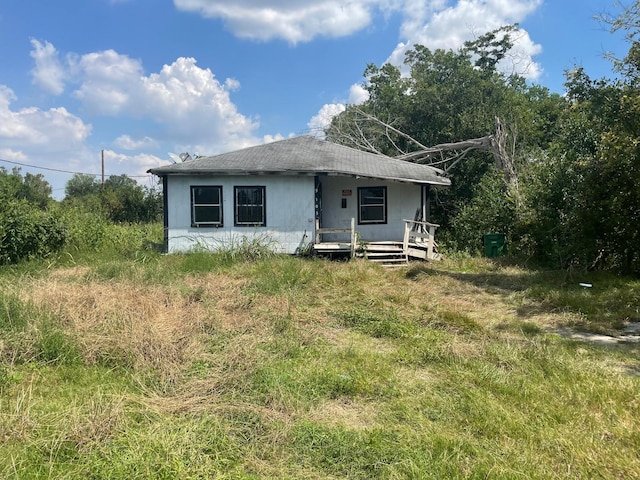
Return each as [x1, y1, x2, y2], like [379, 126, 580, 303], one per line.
[554, 322, 640, 346]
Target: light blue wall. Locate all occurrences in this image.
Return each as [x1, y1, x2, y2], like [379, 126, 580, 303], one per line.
[166, 175, 316, 254]
[319, 176, 422, 242]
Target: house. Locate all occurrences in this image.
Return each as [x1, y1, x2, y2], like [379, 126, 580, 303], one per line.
[148, 135, 451, 262]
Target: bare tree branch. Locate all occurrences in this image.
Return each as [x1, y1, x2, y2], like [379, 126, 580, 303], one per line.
[328, 109, 518, 189]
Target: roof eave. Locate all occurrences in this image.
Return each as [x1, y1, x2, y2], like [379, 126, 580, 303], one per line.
[147, 168, 450, 186]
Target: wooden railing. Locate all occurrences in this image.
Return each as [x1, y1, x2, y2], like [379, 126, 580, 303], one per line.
[403, 219, 439, 260]
[315, 217, 356, 257]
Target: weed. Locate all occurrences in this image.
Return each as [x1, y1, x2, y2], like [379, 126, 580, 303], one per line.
[0, 292, 29, 331]
[334, 306, 415, 339]
[245, 256, 317, 295]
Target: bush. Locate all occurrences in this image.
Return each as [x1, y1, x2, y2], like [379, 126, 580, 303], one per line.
[445, 170, 516, 254]
[0, 200, 67, 264]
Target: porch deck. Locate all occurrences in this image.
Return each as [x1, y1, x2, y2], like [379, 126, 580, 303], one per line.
[312, 219, 439, 265]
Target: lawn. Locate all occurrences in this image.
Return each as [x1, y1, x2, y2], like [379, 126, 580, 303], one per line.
[1, 250, 639, 479]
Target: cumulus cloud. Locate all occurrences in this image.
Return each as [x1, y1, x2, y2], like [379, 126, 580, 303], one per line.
[30, 39, 67, 95]
[0, 84, 95, 195]
[173, 0, 384, 43]
[306, 83, 370, 139]
[348, 84, 370, 104]
[307, 103, 346, 138]
[66, 50, 259, 153]
[389, 0, 543, 79]
[0, 85, 91, 151]
[174, 0, 542, 79]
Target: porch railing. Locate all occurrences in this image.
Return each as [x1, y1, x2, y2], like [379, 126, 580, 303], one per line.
[403, 219, 439, 260]
[315, 217, 356, 257]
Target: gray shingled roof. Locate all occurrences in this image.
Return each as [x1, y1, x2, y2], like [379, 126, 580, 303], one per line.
[148, 135, 451, 186]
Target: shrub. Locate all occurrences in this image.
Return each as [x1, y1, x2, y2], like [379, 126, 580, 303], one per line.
[445, 170, 516, 254]
[0, 200, 67, 264]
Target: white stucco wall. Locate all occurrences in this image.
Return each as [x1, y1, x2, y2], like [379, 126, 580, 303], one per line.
[319, 176, 422, 242]
[166, 175, 316, 254]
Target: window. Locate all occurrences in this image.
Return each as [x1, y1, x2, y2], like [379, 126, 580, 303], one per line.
[191, 186, 223, 227]
[358, 186, 387, 224]
[234, 186, 266, 226]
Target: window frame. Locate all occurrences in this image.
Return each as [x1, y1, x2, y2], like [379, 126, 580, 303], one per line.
[357, 186, 387, 225]
[190, 185, 223, 228]
[234, 186, 266, 227]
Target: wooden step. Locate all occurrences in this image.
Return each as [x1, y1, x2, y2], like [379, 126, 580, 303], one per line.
[362, 245, 403, 252]
[368, 258, 407, 263]
[362, 252, 406, 258]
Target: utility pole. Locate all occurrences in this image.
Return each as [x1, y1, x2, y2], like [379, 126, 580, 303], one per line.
[101, 149, 105, 188]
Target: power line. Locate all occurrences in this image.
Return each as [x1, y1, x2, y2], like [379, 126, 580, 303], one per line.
[0, 157, 150, 178]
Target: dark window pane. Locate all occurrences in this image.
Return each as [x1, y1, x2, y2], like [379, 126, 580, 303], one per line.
[238, 205, 262, 223]
[194, 206, 220, 224]
[194, 187, 220, 204]
[361, 206, 384, 222]
[360, 187, 384, 205]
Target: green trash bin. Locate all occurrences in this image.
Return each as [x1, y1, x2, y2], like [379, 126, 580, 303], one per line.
[483, 233, 506, 258]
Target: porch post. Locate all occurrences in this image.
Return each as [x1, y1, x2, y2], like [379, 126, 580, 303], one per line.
[403, 220, 410, 261]
[427, 224, 436, 260]
[314, 176, 322, 244]
[350, 217, 356, 258]
[423, 184, 431, 224]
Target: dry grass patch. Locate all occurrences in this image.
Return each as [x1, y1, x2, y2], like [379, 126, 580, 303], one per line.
[308, 398, 380, 430]
[11, 275, 204, 381]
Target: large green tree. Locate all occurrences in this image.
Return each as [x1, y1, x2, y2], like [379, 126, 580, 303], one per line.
[0, 167, 53, 208]
[327, 26, 565, 250]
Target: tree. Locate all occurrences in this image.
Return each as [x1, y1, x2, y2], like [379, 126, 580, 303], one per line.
[63, 173, 162, 224]
[64, 173, 101, 198]
[0, 167, 53, 209]
[327, 29, 566, 238]
[0, 167, 23, 202]
[20, 173, 52, 209]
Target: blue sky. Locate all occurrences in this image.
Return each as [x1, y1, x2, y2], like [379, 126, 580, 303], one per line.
[0, 0, 630, 198]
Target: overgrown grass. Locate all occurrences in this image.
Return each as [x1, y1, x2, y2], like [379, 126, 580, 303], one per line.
[1, 248, 639, 478]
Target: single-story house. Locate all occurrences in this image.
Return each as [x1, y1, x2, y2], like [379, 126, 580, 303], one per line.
[148, 135, 450, 262]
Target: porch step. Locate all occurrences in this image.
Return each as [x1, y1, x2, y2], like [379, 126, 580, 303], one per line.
[360, 251, 404, 257]
[356, 242, 408, 266]
[362, 245, 404, 252]
[368, 257, 407, 264]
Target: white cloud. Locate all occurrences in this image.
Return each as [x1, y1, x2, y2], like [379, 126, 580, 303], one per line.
[174, 1, 542, 79]
[306, 83, 369, 139]
[103, 149, 168, 179]
[0, 148, 28, 161]
[29, 39, 67, 95]
[389, 0, 543, 79]
[348, 84, 370, 104]
[0, 85, 96, 197]
[0, 85, 91, 151]
[307, 103, 346, 138]
[263, 133, 284, 144]
[70, 49, 145, 115]
[113, 135, 159, 150]
[65, 50, 259, 153]
[173, 0, 391, 43]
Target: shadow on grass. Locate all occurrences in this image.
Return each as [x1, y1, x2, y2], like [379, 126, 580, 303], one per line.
[404, 261, 640, 335]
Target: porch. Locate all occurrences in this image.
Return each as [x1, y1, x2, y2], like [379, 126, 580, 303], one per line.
[312, 219, 440, 265]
